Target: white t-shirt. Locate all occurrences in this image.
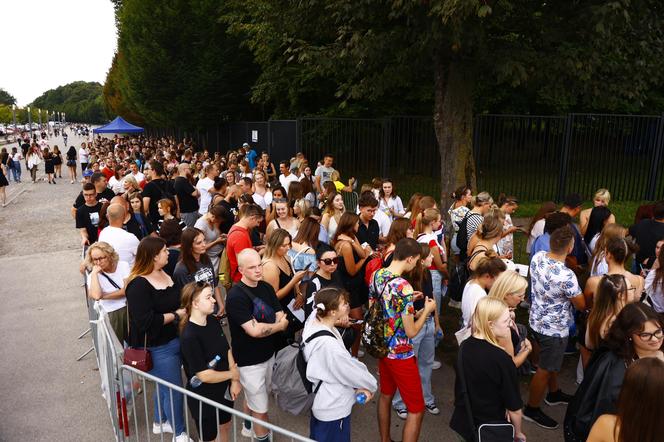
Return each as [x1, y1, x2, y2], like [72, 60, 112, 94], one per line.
[79, 147, 89, 164]
[379, 196, 405, 221]
[108, 176, 124, 195]
[461, 282, 487, 328]
[526, 218, 545, 254]
[314, 165, 335, 185]
[646, 270, 664, 313]
[279, 173, 299, 194]
[131, 171, 145, 183]
[99, 226, 140, 268]
[86, 261, 130, 313]
[253, 189, 273, 210]
[196, 177, 215, 215]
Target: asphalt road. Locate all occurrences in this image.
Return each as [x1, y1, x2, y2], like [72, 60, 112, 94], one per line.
[0, 130, 572, 441]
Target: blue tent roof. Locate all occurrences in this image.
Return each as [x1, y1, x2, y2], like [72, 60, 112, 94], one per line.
[93, 116, 144, 134]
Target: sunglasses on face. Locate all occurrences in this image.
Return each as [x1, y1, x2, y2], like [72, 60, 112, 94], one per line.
[319, 257, 339, 265]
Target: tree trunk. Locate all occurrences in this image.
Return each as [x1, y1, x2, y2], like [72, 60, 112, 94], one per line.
[432, 53, 476, 214]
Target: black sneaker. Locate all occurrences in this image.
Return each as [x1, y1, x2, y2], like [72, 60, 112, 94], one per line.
[544, 390, 573, 406]
[523, 406, 558, 429]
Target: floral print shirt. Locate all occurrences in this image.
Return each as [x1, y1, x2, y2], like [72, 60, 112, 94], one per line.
[369, 268, 415, 359]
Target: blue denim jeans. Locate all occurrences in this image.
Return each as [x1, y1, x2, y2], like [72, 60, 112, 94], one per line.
[430, 269, 447, 315]
[10, 163, 21, 182]
[392, 317, 436, 408]
[148, 337, 185, 434]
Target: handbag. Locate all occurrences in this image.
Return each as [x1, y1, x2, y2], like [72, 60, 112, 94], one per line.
[122, 301, 152, 372]
[236, 281, 276, 323]
[457, 342, 515, 442]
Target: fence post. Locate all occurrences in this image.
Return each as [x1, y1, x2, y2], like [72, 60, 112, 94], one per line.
[645, 114, 664, 200]
[556, 114, 574, 202]
[296, 118, 301, 154]
[381, 118, 391, 177]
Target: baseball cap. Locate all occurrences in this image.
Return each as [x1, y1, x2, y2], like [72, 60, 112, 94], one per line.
[563, 193, 583, 208]
[83, 169, 94, 177]
[242, 143, 250, 148]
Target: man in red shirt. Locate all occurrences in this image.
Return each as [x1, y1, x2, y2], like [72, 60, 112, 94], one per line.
[227, 204, 264, 282]
[101, 156, 116, 180]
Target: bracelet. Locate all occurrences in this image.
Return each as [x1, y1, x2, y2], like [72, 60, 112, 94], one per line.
[172, 311, 180, 323]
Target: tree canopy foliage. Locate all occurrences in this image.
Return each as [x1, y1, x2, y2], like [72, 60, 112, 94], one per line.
[31, 81, 107, 123]
[104, 0, 260, 129]
[223, 0, 664, 204]
[0, 89, 16, 106]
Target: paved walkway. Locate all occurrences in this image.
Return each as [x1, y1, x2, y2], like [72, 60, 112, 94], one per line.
[0, 131, 572, 441]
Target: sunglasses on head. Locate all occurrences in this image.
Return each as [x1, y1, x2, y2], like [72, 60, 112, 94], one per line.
[319, 257, 339, 265]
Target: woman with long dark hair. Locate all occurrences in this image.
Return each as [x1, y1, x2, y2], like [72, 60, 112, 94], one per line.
[564, 303, 664, 442]
[587, 358, 664, 442]
[645, 241, 664, 313]
[334, 212, 375, 357]
[125, 237, 188, 440]
[526, 201, 557, 256]
[584, 206, 613, 253]
[66, 145, 77, 183]
[52, 145, 63, 179]
[173, 228, 224, 314]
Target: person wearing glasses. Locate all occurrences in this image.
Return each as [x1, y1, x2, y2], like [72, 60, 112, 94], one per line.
[85, 241, 129, 343]
[304, 244, 343, 318]
[564, 303, 664, 441]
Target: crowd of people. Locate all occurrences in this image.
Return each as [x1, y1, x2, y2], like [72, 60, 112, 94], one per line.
[61, 131, 664, 442]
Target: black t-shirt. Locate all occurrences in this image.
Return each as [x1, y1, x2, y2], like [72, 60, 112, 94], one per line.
[125, 276, 180, 347]
[73, 188, 116, 208]
[180, 316, 231, 396]
[75, 202, 102, 243]
[174, 176, 199, 213]
[217, 199, 237, 234]
[164, 248, 180, 277]
[450, 337, 523, 441]
[143, 178, 175, 225]
[629, 219, 664, 264]
[125, 213, 154, 240]
[304, 272, 343, 319]
[173, 259, 218, 293]
[357, 218, 380, 250]
[225, 281, 282, 366]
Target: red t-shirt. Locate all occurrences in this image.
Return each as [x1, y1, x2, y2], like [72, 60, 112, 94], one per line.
[227, 224, 252, 282]
[101, 167, 114, 180]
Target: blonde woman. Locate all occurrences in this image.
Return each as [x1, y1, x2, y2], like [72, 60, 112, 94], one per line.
[122, 174, 141, 198]
[85, 241, 130, 343]
[450, 297, 526, 442]
[252, 170, 272, 210]
[580, 189, 616, 235]
[414, 207, 448, 309]
[488, 271, 532, 367]
[265, 198, 299, 240]
[321, 192, 345, 241]
[589, 224, 627, 277]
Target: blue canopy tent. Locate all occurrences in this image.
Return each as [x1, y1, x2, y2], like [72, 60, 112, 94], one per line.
[93, 116, 144, 134]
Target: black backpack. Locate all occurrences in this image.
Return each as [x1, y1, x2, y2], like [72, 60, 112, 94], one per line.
[455, 212, 482, 261]
[447, 246, 488, 302]
[155, 179, 176, 206]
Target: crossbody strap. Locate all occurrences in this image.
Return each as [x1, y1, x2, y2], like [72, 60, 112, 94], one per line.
[457, 343, 479, 442]
[100, 272, 122, 290]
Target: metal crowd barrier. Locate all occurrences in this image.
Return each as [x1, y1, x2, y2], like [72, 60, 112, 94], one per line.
[82, 261, 313, 441]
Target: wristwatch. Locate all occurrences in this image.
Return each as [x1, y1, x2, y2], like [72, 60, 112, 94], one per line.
[172, 311, 180, 323]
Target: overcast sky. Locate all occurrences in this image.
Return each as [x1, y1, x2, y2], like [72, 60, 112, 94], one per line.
[1, 0, 117, 106]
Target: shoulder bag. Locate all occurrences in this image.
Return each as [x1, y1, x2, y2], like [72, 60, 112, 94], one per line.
[122, 281, 153, 372]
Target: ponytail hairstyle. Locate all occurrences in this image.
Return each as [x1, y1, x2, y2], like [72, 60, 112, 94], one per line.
[414, 208, 441, 237]
[471, 297, 509, 348]
[590, 223, 627, 274]
[451, 186, 471, 201]
[471, 191, 493, 208]
[406, 243, 432, 292]
[314, 287, 349, 320]
[179, 281, 212, 333]
[472, 250, 507, 278]
[587, 274, 629, 349]
[477, 211, 504, 240]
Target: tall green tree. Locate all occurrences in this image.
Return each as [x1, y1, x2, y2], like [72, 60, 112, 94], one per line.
[225, 0, 664, 207]
[0, 89, 16, 106]
[31, 81, 107, 123]
[112, 0, 260, 128]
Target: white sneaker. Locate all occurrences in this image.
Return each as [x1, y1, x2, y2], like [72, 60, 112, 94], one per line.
[153, 421, 173, 434]
[173, 433, 194, 442]
[432, 360, 442, 370]
[241, 426, 253, 438]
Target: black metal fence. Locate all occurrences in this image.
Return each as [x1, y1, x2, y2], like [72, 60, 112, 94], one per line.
[145, 113, 664, 202]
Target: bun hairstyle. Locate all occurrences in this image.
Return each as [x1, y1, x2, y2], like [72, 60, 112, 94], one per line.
[471, 191, 493, 208]
[497, 193, 518, 208]
[179, 281, 212, 333]
[473, 250, 507, 277]
[606, 236, 638, 264]
[478, 210, 504, 240]
[451, 186, 471, 201]
[314, 287, 349, 320]
[414, 207, 441, 236]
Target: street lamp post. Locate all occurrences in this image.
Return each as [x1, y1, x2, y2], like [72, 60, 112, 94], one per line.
[27, 106, 32, 140]
[11, 105, 17, 142]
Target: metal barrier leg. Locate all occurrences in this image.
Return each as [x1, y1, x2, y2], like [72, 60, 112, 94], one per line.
[76, 346, 95, 361]
[77, 328, 91, 339]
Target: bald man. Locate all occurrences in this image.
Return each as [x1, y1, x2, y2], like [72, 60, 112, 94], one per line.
[99, 203, 140, 266]
[174, 162, 200, 227]
[225, 248, 288, 441]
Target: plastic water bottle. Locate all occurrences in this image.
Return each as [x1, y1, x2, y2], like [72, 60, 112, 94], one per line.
[356, 392, 367, 404]
[190, 355, 221, 388]
[435, 329, 444, 347]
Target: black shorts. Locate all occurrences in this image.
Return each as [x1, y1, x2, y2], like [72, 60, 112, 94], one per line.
[187, 382, 233, 441]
